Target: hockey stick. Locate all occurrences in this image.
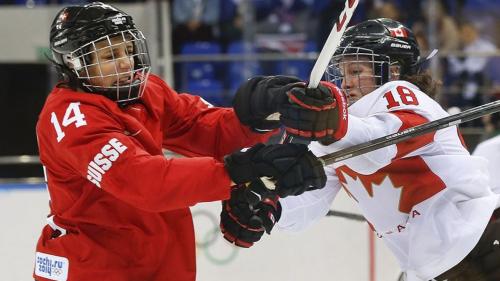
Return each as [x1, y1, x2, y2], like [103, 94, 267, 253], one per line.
[280, 0, 360, 143]
[257, 101, 500, 197]
[326, 210, 366, 221]
[319, 100, 500, 166]
[308, 0, 359, 88]
[262, 0, 359, 187]
[282, 101, 500, 222]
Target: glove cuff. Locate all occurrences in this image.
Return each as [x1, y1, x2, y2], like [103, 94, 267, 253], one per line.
[272, 199, 282, 222]
[223, 155, 254, 184]
[259, 197, 281, 234]
[320, 81, 349, 140]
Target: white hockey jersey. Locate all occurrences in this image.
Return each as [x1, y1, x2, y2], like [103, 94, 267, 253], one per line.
[473, 135, 500, 194]
[277, 81, 500, 281]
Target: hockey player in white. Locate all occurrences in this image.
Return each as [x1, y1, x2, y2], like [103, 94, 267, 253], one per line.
[473, 114, 500, 195]
[219, 18, 500, 281]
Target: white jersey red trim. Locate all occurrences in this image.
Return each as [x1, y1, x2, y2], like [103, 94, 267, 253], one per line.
[278, 80, 500, 281]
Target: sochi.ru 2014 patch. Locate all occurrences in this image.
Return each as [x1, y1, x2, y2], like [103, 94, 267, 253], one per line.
[35, 252, 69, 281]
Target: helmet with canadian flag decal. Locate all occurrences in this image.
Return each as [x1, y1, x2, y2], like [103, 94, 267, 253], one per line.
[327, 18, 420, 88]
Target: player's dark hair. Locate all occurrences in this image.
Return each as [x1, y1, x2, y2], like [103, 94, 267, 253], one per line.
[403, 71, 441, 99]
[45, 53, 79, 91]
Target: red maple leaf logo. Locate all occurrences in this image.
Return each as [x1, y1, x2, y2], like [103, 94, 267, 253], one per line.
[336, 156, 446, 213]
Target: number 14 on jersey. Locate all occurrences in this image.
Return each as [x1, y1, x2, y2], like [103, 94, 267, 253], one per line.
[50, 102, 87, 142]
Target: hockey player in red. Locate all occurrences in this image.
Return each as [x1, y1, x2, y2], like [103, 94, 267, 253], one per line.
[33, 2, 340, 281]
[220, 18, 500, 281]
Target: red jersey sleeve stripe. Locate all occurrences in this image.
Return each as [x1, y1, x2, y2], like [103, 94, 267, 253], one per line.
[456, 127, 468, 151]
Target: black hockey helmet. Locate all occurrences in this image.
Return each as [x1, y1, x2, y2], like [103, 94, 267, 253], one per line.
[326, 18, 421, 95]
[49, 2, 151, 103]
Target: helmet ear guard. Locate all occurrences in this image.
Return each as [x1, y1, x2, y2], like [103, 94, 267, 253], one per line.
[378, 60, 390, 84]
[62, 54, 83, 71]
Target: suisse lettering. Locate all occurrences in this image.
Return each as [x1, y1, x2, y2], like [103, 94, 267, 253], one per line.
[86, 138, 127, 187]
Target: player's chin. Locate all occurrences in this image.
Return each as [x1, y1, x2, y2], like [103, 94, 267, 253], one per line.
[112, 80, 132, 87]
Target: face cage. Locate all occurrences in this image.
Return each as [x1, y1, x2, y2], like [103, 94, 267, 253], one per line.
[325, 47, 393, 104]
[63, 29, 151, 103]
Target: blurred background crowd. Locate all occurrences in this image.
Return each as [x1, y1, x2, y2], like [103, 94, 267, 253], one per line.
[0, 0, 499, 179]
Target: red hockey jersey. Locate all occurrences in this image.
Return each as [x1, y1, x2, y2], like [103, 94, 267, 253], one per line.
[34, 74, 270, 281]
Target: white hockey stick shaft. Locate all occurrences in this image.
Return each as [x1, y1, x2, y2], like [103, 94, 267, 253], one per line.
[280, 0, 360, 143]
[270, 0, 359, 122]
[307, 0, 360, 89]
[319, 100, 500, 166]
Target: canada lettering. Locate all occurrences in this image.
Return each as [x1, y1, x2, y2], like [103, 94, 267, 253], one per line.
[376, 209, 422, 238]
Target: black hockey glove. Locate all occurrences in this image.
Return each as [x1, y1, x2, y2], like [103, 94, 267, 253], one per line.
[279, 81, 349, 142]
[466, 217, 500, 281]
[220, 184, 281, 248]
[233, 75, 302, 132]
[224, 143, 326, 198]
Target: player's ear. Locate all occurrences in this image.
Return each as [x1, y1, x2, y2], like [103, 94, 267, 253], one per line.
[389, 65, 401, 81]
